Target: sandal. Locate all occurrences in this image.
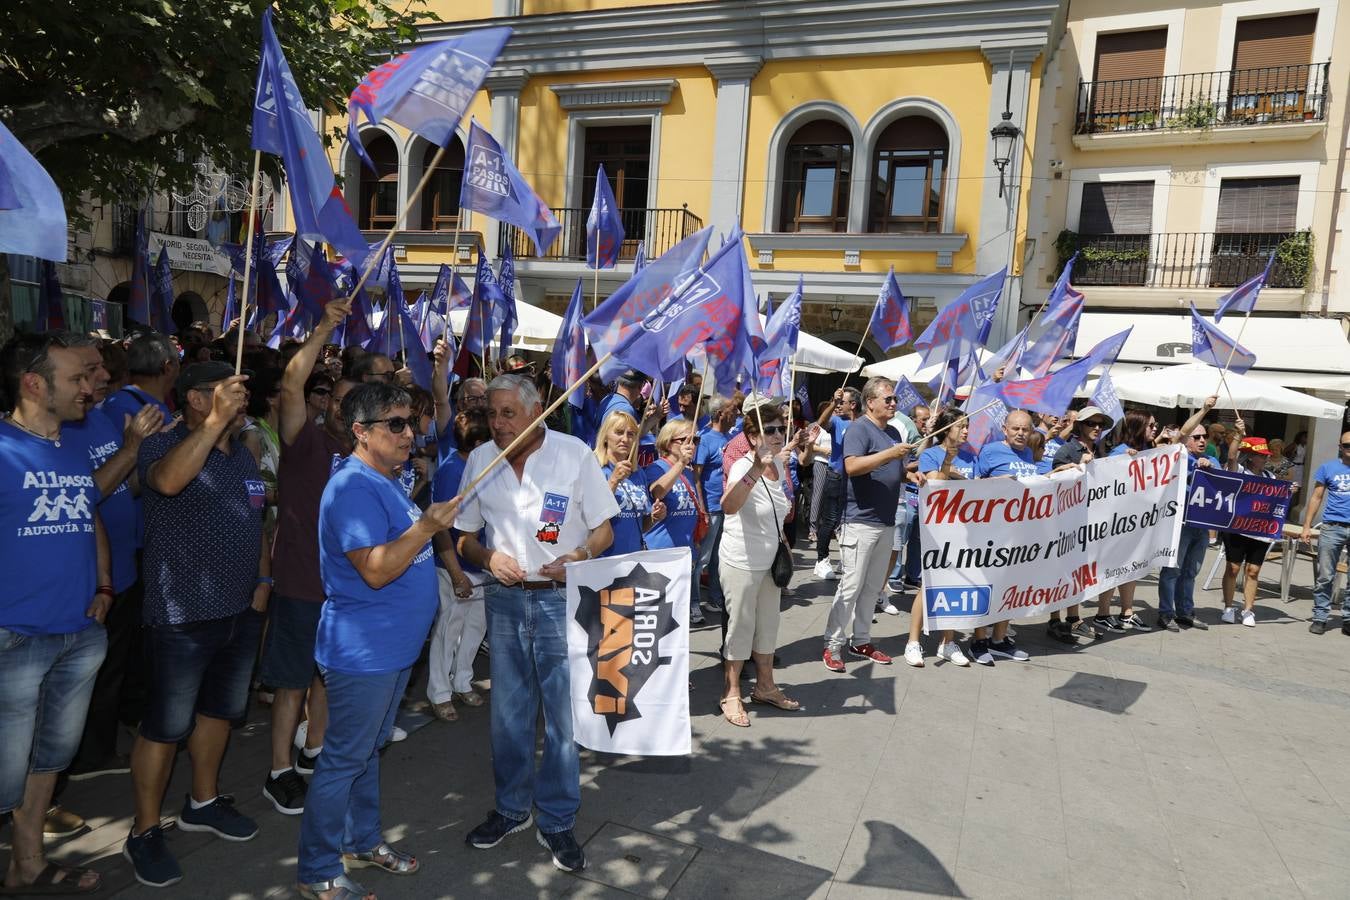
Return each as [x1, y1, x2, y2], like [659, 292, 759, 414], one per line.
[719, 697, 750, 728]
[750, 689, 801, 711]
[0, 863, 100, 895]
[431, 701, 458, 722]
[296, 874, 374, 900]
[453, 691, 484, 707]
[343, 841, 419, 876]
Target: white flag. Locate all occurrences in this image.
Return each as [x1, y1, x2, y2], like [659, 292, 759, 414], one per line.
[564, 547, 691, 756]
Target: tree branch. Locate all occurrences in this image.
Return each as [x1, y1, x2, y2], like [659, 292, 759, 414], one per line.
[10, 94, 198, 154]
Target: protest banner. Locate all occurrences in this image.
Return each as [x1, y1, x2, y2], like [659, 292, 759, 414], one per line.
[919, 445, 1186, 632]
[565, 547, 691, 756]
[1183, 468, 1291, 541]
[147, 230, 232, 277]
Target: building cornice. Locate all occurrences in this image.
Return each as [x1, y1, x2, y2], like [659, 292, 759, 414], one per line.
[417, 0, 1057, 75]
[484, 67, 531, 96]
[746, 233, 969, 253]
[548, 78, 679, 110]
[704, 53, 764, 82]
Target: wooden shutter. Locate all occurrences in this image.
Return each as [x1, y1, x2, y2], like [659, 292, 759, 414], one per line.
[1079, 181, 1154, 234]
[1216, 177, 1298, 233]
[1231, 13, 1316, 101]
[1092, 29, 1167, 117]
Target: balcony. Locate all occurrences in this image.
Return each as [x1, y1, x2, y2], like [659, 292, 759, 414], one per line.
[1073, 63, 1330, 149]
[499, 205, 703, 262]
[1061, 231, 1311, 290]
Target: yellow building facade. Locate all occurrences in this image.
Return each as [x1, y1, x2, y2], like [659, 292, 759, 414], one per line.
[307, 0, 1063, 368]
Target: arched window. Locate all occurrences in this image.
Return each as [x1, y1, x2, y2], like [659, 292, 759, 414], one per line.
[420, 137, 465, 231]
[358, 133, 399, 230]
[778, 120, 852, 233]
[869, 116, 948, 233]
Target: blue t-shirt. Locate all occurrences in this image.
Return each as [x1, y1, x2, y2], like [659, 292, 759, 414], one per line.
[828, 416, 851, 473]
[1044, 437, 1063, 460]
[1315, 459, 1350, 524]
[669, 413, 711, 431]
[64, 407, 137, 592]
[0, 422, 100, 635]
[1035, 455, 1053, 475]
[102, 386, 173, 547]
[976, 441, 1040, 479]
[1109, 443, 1131, 457]
[843, 417, 903, 526]
[919, 444, 976, 479]
[642, 459, 699, 549]
[430, 440, 481, 575]
[694, 429, 730, 513]
[603, 463, 651, 556]
[318, 456, 438, 674]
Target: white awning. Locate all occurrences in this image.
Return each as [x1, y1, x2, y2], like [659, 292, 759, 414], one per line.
[1073, 312, 1350, 392]
[448, 301, 562, 353]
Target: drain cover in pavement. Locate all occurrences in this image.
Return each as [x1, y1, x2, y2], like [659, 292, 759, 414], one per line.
[579, 822, 698, 898]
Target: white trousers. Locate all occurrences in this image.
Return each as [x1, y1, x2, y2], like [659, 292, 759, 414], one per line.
[427, 568, 487, 703]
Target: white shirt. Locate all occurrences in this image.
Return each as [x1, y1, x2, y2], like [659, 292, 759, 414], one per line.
[456, 429, 620, 580]
[720, 456, 788, 571]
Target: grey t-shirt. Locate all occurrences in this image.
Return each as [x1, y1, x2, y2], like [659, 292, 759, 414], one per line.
[843, 417, 904, 526]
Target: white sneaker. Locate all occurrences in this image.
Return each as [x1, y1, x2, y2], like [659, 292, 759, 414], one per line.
[876, 599, 901, 616]
[1220, 606, 1237, 625]
[388, 725, 408, 743]
[292, 719, 308, 752]
[1241, 609, 1256, 628]
[937, 641, 970, 667]
[903, 641, 925, 667]
[813, 560, 839, 581]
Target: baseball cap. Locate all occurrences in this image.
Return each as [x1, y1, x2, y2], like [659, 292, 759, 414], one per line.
[176, 361, 247, 396]
[1075, 405, 1111, 425]
[742, 392, 785, 420]
[615, 368, 648, 388]
[1238, 436, 1271, 456]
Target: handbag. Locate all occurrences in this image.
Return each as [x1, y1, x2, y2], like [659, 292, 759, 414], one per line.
[678, 472, 710, 546]
[761, 476, 793, 588]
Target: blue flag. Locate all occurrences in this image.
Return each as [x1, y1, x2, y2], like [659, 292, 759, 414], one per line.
[633, 242, 647, 272]
[869, 266, 911, 352]
[285, 241, 335, 326]
[37, 261, 65, 331]
[795, 384, 813, 420]
[454, 249, 505, 373]
[894, 375, 925, 414]
[497, 241, 517, 354]
[586, 163, 625, 269]
[1091, 370, 1123, 424]
[222, 277, 237, 334]
[369, 301, 432, 389]
[978, 324, 1030, 385]
[428, 263, 472, 317]
[152, 246, 175, 334]
[994, 328, 1131, 416]
[459, 121, 562, 256]
[1020, 289, 1083, 378]
[1190, 304, 1256, 373]
[762, 276, 802, 361]
[0, 118, 67, 261]
[128, 211, 152, 328]
[584, 225, 713, 382]
[348, 26, 510, 170]
[963, 380, 1011, 454]
[551, 279, 589, 408]
[1214, 254, 1273, 322]
[223, 232, 288, 324]
[914, 269, 1004, 368]
[254, 10, 369, 270]
[1042, 254, 1083, 325]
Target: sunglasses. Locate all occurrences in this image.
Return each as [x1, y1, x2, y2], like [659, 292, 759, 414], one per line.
[361, 416, 415, 435]
[761, 425, 787, 435]
[877, 395, 898, 404]
[1341, 443, 1350, 450]
[1189, 433, 1206, 440]
[310, 387, 332, 397]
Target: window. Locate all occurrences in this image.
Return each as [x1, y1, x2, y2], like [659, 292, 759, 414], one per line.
[868, 116, 946, 233]
[1076, 181, 1155, 285]
[1211, 176, 1298, 286]
[581, 124, 650, 253]
[1229, 13, 1317, 122]
[357, 133, 399, 231]
[778, 120, 851, 233]
[419, 138, 465, 231]
[1088, 29, 1167, 131]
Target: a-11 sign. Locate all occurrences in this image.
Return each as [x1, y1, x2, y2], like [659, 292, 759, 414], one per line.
[1183, 468, 1290, 541]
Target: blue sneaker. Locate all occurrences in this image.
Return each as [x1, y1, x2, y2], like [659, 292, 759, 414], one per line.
[177, 795, 259, 841]
[537, 828, 586, 872]
[123, 825, 183, 888]
[466, 811, 532, 849]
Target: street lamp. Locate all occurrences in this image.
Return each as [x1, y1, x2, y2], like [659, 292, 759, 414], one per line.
[990, 111, 1020, 198]
[829, 303, 844, 325]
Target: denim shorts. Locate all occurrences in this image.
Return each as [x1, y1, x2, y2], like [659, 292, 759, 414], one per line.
[259, 594, 322, 690]
[140, 610, 263, 744]
[0, 624, 107, 813]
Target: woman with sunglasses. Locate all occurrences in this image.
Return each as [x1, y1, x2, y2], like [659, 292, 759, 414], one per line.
[718, 402, 797, 726]
[1156, 395, 1220, 632]
[644, 419, 707, 625]
[304, 373, 335, 425]
[1090, 410, 1158, 634]
[593, 411, 666, 557]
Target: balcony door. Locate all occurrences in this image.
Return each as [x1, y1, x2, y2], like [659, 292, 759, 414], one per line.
[1229, 13, 1317, 123]
[581, 124, 650, 256]
[1089, 29, 1167, 132]
[1076, 181, 1154, 285]
[1211, 176, 1298, 287]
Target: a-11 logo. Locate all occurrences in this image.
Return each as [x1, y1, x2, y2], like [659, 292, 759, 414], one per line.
[925, 585, 990, 618]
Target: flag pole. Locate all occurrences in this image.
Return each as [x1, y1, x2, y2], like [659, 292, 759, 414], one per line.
[839, 319, 873, 392]
[932, 358, 951, 415]
[461, 352, 615, 499]
[234, 150, 263, 375]
[1215, 307, 1253, 410]
[441, 220, 463, 339]
[347, 144, 448, 303]
[785, 356, 798, 445]
[924, 399, 1001, 445]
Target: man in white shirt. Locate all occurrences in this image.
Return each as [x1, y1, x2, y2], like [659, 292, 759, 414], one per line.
[454, 375, 617, 873]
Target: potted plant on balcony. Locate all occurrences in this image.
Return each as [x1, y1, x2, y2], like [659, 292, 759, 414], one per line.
[1274, 230, 1314, 289]
[1167, 99, 1217, 131]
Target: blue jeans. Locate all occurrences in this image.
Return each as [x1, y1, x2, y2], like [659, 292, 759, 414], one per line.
[697, 512, 725, 607]
[1157, 525, 1208, 618]
[140, 610, 263, 743]
[485, 584, 578, 834]
[297, 666, 409, 884]
[1312, 522, 1350, 622]
[0, 624, 107, 813]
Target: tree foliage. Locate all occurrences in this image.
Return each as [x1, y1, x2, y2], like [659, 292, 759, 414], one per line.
[1, 0, 437, 207]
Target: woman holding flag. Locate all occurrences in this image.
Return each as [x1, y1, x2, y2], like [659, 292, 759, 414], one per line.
[644, 420, 707, 626]
[593, 412, 666, 556]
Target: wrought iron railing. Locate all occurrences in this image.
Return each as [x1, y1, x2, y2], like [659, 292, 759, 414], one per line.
[1075, 62, 1330, 135]
[1063, 231, 1310, 289]
[498, 205, 703, 261]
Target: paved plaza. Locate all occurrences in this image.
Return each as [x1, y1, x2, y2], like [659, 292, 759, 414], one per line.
[12, 543, 1350, 899]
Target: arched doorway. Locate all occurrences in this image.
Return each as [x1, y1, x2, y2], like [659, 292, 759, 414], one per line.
[172, 291, 209, 332]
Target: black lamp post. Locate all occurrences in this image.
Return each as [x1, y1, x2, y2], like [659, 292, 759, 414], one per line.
[991, 50, 1021, 198]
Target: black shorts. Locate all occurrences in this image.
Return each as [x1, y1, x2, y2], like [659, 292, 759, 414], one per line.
[1222, 532, 1270, 567]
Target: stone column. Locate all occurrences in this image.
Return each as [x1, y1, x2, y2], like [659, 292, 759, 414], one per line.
[975, 43, 1038, 346]
[482, 67, 531, 262]
[704, 54, 763, 236]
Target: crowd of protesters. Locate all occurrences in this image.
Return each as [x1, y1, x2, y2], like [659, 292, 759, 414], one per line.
[2, 303, 1345, 898]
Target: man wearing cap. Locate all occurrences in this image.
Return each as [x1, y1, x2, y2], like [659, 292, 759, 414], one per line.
[1218, 423, 1271, 628]
[1301, 428, 1350, 634]
[124, 362, 271, 888]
